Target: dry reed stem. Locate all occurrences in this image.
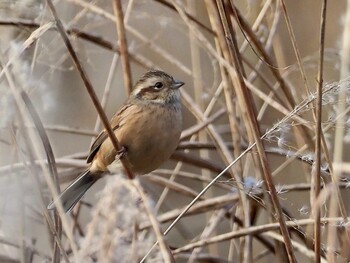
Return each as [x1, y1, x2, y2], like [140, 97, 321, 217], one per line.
[179, 108, 226, 140]
[92, 54, 120, 138]
[1, 1, 349, 262]
[205, 2, 248, 260]
[279, 0, 311, 93]
[132, 179, 174, 263]
[239, 0, 273, 53]
[187, 6, 217, 256]
[67, 0, 193, 76]
[313, 1, 328, 262]
[71, 53, 120, 234]
[217, 1, 296, 261]
[144, 174, 203, 200]
[234, 6, 295, 108]
[45, 0, 135, 180]
[173, 216, 348, 256]
[188, 208, 229, 263]
[327, 1, 350, 261]
[0, 18, 156, 68]
[145, 76, 346, 260]
[139, 193, 241, 230]
[0, 53, 74, 262]
[20, 91, 63, 263]
[154, 154, 189, 212]
[0, 22, 71, 261]
[112, 0, 132, 94]
[263, 232, 328, 263]
[278, 2, 348, 259]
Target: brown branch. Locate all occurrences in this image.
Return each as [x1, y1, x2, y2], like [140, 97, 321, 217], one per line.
[172, 217, 347, 255]
[139, 193, 240, 230]
[45, 0, 134, 180]
[217, 1, 296, 262]
[0, 18, 153, 69]
[112, 0, 133, 94]
[133, 180, 175, 263]
[153, 0, 216, 36]
[171, 151, 230, 176]
[233, 7, 295, 108]
[20, 92, 63, 263]
[314, 1, 327, 262]
[180, 108, 226, 141]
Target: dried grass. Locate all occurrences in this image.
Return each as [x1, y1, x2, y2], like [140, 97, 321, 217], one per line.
[0, 0, 349, 262]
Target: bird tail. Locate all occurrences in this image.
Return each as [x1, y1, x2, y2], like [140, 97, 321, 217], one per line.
[47, 169, 99, 213]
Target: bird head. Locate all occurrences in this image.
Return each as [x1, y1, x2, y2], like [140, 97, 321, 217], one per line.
[131, 70, 184, 105]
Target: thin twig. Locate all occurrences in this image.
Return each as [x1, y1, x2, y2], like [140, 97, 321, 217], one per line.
[172, 217, 345, 256]
[133, 180, 174, 263]
[279, 0, 310, 94]
[218, 1, 296, 262]
[0, 53, 73, 263]
[327, 0, 350, 261]
[314, 1, 327, 262]
[45, 0, 134, 179]
[112, 0, 132, 94]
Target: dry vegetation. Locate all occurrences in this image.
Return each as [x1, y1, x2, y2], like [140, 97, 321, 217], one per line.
[1, 0, 350, 262]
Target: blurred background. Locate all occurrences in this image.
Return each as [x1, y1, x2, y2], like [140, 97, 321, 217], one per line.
[0, 0, 349, 262]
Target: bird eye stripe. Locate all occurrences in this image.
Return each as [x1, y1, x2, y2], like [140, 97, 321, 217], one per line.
[135, 86, 162, 98]
[150, 86, 163, 92]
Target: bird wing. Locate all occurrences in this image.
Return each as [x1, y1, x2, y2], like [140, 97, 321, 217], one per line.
[86, 103, 133, 163]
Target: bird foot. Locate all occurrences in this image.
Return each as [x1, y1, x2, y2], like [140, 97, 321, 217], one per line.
[116, 146, 127, 160]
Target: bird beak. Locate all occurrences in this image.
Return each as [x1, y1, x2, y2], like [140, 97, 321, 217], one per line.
[172, 80, 184, 89]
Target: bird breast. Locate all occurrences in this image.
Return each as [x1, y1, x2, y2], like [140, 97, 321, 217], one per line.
[121, 103, 181, 174]
[100, 102, 182, 175]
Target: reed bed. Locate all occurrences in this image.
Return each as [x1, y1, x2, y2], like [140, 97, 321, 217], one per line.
[0, 1, 349, 262]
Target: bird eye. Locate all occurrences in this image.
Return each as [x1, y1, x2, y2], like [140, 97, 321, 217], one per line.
[154, 82, 163, 90]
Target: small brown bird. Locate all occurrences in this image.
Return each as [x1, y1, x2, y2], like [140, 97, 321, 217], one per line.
[48, 70, 183, 212]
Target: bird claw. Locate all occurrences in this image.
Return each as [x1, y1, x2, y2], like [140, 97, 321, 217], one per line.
[116, 146, 127, 160]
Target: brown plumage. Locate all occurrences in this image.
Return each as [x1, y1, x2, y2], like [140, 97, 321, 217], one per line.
[48, 70, 183, 212]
